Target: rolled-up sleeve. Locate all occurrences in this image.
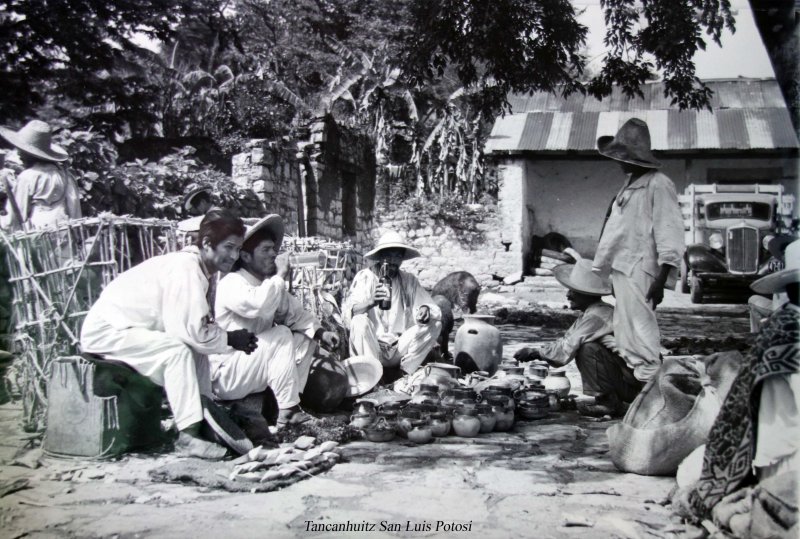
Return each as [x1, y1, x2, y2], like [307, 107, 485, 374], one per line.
[651, 175, 686, 269]
[217, 274, 286, 321]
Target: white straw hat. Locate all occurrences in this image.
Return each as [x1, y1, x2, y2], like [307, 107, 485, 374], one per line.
[0, 120, 68, 162]
[364, 230, 420, 261]
[553, 259, 613, 296]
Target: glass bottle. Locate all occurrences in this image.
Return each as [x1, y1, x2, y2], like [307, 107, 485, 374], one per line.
[378, 262, 392, 310]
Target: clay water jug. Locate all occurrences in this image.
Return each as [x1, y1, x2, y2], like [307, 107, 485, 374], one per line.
[454, 314, 503, 375]
[421, 363, 461, 392]
[543, 369, 571, 398]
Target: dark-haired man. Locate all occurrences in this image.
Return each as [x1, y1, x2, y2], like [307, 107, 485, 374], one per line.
[80, 209, 258, 459]
[212, 215, 340, 428]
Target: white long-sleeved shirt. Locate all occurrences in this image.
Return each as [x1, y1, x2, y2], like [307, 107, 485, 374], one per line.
[214, 268, 321, 340]
[593, 170, 685, 281]
[540, 302, 619, 366]
[83, 246, 229, 355]
[3, 163, 82, 229]
[344, 267, 441, 335]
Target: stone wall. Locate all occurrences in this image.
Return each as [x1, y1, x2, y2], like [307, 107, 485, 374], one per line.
[371, 203, 519, 289]
[232, 139, 303, 236]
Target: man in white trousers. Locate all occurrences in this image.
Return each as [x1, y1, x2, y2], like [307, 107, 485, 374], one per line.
[212, 215, 340, 428]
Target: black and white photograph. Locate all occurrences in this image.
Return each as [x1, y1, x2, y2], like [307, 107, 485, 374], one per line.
[0, 0, 797, 537]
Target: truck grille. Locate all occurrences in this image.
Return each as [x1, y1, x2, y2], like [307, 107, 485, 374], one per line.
[726, 226, 759, 274]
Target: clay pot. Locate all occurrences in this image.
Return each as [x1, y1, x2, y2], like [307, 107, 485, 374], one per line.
[407, 420, 434, 444]
[476, 404, 497, 433]
[395, 408, 422, 438]
[528, 360, 549, 380]
[301, 356, 348, 412]
[479, 388, 514, 411]
[489, 397, 515, 432]
[452, 408, 481, 437]
[543, 369, 571, 398]
[421, 363, 462, 392]
[428, 411, 451, 437]
[517, 401, 549, 420]
[453, 315, 503, 375]
[353, 400, 377, 418]
[363, 417, 396, 442]
[350, 412, 375, 429]
[410, 383, 441, 406]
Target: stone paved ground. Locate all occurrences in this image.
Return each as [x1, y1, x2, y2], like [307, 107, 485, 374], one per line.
[0, 287, 749, 539]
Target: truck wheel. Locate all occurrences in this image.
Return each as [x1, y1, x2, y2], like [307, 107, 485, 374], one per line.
[690, 276, 704, 304]
[680, 259, 690, 294]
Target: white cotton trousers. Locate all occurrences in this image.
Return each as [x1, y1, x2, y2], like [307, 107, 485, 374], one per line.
[210, 326, 316, 409]
[348, 313, 441, 374]
[610, 260, 662, 382]
[80, 310, 211, 431]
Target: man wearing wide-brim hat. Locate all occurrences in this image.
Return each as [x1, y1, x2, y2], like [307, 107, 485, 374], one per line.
[344, 230, 442, 383]
[591, 118, 685, 386]
[212, 214, 341, 430]
[0, 119, 82, 230]
[689, 240, 800, 518]
[515, 259, 643, 416]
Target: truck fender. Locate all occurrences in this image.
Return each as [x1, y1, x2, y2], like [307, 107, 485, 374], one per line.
[686, 244, 727, 273]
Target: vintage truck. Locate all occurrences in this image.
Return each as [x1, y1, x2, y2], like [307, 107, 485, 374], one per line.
[678, 183, 797, 303]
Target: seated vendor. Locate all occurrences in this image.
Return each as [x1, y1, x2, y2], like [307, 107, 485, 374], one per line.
[514, 259, 642, 417]
[688, 240, 799, 534]
[212, 215, 340, 430]
[80, 209, 259, 460]
[343, 230, 442, 390]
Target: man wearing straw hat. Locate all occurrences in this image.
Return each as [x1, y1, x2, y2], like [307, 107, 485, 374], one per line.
[344, 230, 442, 384]
[212, 214, 340, 429]
[0, 120, 82, 230]
[80, 209, 259, 459]
[515, 259, 642, 416]
[592, 118, 685, 386]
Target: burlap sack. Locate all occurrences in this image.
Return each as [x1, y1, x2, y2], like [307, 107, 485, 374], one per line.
[607, 351, 741, 476]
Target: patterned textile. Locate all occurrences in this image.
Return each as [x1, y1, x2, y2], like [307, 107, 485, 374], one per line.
[689, 304, 800, 519]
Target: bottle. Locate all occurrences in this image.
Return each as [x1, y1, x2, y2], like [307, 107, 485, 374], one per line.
[378, 262, 392, 310]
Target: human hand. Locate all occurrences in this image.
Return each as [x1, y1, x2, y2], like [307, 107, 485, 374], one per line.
[372, 284, 390, 306]
[514, 347, 541, 363]
[320, 331, 340, 351]
[275, 253, 291, 279]
[415, 305, 431, 324]
[227, 329, 258, 354]
[645, 280, 666, 310]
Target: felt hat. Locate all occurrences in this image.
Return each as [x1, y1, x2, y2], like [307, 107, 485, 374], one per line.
[0, 120, 68, 162]
[183, 186, 213, 212]
[243, 214, 284, 249]
[364, 230, 420, 261]
[597, 118, 661, 169]
[751, 239, 800, 294]
[553, 259, 613, 296]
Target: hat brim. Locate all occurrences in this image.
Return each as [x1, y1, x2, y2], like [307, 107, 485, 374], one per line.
[183, 187, 213, 212]
[341, 355, 384, 397]
[244, 214, 285, 248]
[0, 126, 68, 162]
[597, 136, 661, 169]
[364, 242, 421, 261]
[553, 263, 612, 296]
[750, 268, 800, 295]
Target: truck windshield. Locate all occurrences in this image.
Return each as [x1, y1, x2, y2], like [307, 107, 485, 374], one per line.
[706, 202, 771, 221]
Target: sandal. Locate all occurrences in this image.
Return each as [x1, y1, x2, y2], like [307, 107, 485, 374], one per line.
[276, 407, 313, 429]
[174, 432, 228, 460]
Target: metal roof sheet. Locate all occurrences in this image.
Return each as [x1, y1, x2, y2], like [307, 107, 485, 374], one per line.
[485, 80, 799, 154]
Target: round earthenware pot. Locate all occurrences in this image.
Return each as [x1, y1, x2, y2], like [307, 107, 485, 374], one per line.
[476, 403, 497, 433]
[529, 360, 550, 380]
[517, 401, 549, 420]
[479, 388, 514, 411]
[453, 315, 503, 375]
[407, 420, 434, 444]
[489, 398, 515, 432]
[452, 408, 481, 438]
[395, 408, 422, 438]
[411, 383, 441, 406]
[543, 369, 571, 398]
[353, 400, 377, 418]
[350, 412, 376, 429]
[421, 363, 461, 393]
[363, 417, 396, 442]
[428, 411, 451, 437]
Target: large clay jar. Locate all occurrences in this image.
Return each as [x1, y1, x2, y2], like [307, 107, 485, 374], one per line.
[476, 403, 497, 433]
[395, 408, 422, 438]
[543, 369, 571, 398]
[407, 420, 434, 444]
[411, 383, 441, 406]
[428, 411, 451, 437]
[452, 408, 481, 437]
[454, 315, 503, 375]
[301, 356, 348, 412]
[487, 396, 514, 432]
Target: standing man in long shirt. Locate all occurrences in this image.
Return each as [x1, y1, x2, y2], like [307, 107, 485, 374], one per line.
[212, 215, 340, 428]
[80, 210, 258, 459]
[592, 118, 686, 385]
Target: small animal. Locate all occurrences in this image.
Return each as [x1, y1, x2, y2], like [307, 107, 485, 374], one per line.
[431, 271, 481, 315]
[431, 294, 454, 357]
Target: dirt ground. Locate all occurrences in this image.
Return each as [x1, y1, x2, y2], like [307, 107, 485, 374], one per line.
[0, 304, 749, 539]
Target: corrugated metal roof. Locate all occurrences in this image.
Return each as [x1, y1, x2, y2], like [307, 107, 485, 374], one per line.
[486, 80, 799, 154]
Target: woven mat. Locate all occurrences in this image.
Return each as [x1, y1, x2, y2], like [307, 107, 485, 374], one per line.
[148, 457, 335, 493]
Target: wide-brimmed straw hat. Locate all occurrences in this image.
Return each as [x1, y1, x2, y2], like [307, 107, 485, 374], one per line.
[554, 259, 612, 296]
[183, 186, 213, 212]
[364, 230, 420, 261]
[243, 214, 284, 249]
[0, 120, 68, 162]
[597, 118, 661, 169]
[751, 239, 800, 294]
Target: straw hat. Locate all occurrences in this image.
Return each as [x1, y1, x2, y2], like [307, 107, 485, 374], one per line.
[182, 186, 213, 212]
[751, 239, 800, 294]
[553, 259, 612, 296]
[340, 355, 384, 397]
[597, 118, 661, 169]
[0, 120, 68, 162]
[364, 230, 420, 261]
[243, 214, 284, 249]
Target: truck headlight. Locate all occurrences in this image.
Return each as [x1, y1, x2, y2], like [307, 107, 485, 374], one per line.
[709, 233, 724, 250]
